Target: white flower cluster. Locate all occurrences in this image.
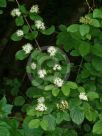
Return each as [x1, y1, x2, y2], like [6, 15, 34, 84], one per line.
[11, 8, 21, 17]
[16, 30, 24, 37]
[54, 77, 64, 87]
[79, 92, 88, 101]
[38, 69, 47, 78]
[35, 20, 45, 30]
[22, 43, 33, 54]
[47, 46, 57, 56]
[30, 5, 39, 13]
[56, 100, 69, 111]
[35, 97, 47, 112]
[53, 64, 61, 71]
[31, 62, 36, 70]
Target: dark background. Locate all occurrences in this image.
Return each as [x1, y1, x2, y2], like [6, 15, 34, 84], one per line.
[0, 0, 101, 81]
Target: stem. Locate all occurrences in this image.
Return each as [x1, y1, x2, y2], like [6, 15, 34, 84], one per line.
[76, 58, 83, 81]
[85, 0, 93, 11]
[15, 0, 41, 50]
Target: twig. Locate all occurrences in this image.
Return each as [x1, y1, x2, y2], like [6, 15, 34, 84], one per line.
[76, 58, 83, 81]
[15, 0, 41, 50]
[85, 0, 93, 11]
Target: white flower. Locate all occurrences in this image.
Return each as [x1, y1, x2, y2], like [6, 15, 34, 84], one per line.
[31, 62, 36, 70]
[79, 92, 88, 101]
[35, 20, 45, 30]
[35, 103, 47, 112]
[11, 8, 21, 17]
[54, 77, 64, 87]
[47, 46, 57, 56]
[16, 30, 24, 37]
[38, 69, 47, 78]
[37, 97, 45, 103]
[30, 5, 39, 13]
[22, 43, 33, 54]
[53, 64, 61, 71]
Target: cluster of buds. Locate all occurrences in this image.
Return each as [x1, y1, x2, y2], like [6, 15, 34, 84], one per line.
[56, 100, 69, 111]
[79, 92, 88, 101]
[22, 43, 33, 54]
[35, 97, 47, 112]
[47, 46, 57, 56]
[30, 5, 39, 13]
[54, 77, 64, 87]
[53, 64, 62, 71]
[80, 15, 92, 25]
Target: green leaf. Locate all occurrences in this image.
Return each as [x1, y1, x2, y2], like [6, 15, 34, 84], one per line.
[27, 108, 35, 116]
[19, 5, 27, 14]
[67, 81, 78, 89]
[38, 55, 50, 66]
[85, 109, 98, 122]
[26, 87, 42, 98]
[93, 120, 102, 134]
[92, 44, 102, 57]
[14, 96, 25, 106]
[67, 24, 79, 33]
[61, 84, 70, 96]
[0, 10, 3, 14]
[0, 97, 13, 117]
[63, 111, 70, 121]
[44, 85, 55, 91]
[56, 112, 63, 124]
[92, 56, 102, 72]
[90, 19, 101, 27]
[0, 126, 10, 136]
[70, 50, 80, 56]
[87, 92, 99, 100]
[59, 24, 67, 32]
[24, 31, 38, 40]
[41, 25, 55, 35]
[79, 42, 90, 57]
[30, 13, 43, 21]
[52, 88, 60, 97]
[0, 0, 7, 7]
[15, 50, 27, 60]
[56, 112, 70, 124]
[43, 115, 56, 131]
[56, 31, 78, 51]
[78, 87, 85, 93]
[11, 33, 22, 41]
[28, 119, 40, 129]
[15, 16, 24, 26]
[93, 8, 102, 18]
[22, 25, 29, 34]
[40, 119, 48, 131]
[79, 24, 90, 36]
[70, 107, 84, 125]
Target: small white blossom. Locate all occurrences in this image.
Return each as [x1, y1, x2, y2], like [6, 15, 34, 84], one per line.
[54, 77, 64, 87]
[35, 20, 45, 30]
[35, 103, 47, 112]
[16, 30, 24, 37]
[11, 8, 21, 17]
[38, 69, 47, 78]
[53, 64, 61, 71]
[30, 5, 39, 13]
[47, 46, 57, 56]
[79, 92, 88, 101]
[37, 97, 45, 103]
[22, 43, 33, 54]
[31, 62, 36, 70]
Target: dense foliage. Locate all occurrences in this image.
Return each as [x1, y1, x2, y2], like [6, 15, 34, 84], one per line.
[1, 0, 102, 136]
